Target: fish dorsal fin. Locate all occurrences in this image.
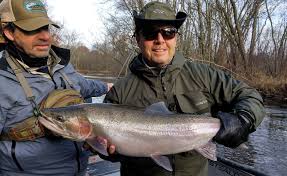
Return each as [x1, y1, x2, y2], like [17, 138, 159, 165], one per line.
[151, 155, 173, 171]
[195, 141, 217, 161]
[144, 102, 174, 115]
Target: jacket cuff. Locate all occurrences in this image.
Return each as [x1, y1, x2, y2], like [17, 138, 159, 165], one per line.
[235, 109, 255, 132]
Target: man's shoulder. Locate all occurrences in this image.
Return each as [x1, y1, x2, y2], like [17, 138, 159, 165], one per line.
[106, 73, 145, 104]
[184, 58, 209, 67]
[112, 73, 143, 93]
[184, 58, 229, 73]
[115, 73, 139, 86]
[182, 59, 214, 74]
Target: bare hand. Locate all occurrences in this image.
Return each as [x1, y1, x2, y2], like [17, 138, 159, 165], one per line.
[107, 83, 114, 91]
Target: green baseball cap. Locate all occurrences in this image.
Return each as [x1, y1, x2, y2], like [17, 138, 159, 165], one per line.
[134, 1, 187, 29]
[0, 0, 59, 31]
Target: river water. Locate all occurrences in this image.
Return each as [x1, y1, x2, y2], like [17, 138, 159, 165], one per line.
[217, 107, 287, 176]
[90, 95, 287, 176]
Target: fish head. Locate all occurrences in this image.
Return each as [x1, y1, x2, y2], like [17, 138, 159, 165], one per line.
[39, 108, 93, 141]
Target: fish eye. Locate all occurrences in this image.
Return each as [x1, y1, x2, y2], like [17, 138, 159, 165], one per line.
[55, 115, 65, 122]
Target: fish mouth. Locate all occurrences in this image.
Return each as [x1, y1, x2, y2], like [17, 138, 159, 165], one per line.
[38, 114, 72, 139]
[39, 113, 93, 141]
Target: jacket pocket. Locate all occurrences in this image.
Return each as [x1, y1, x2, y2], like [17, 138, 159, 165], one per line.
[175, 91, 209, 114]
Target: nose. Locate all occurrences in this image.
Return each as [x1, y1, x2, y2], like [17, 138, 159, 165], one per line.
[38, 29, 51, 41]
[154, 32, 165, 44]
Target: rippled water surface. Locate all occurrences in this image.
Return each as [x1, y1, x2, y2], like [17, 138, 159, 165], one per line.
[217, 107, 287, 176]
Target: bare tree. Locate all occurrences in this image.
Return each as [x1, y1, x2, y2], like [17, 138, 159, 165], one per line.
[58, 0, 286, 83]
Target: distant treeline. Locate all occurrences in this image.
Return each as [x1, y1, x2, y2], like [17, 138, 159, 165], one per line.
[52, 0, 287, 101]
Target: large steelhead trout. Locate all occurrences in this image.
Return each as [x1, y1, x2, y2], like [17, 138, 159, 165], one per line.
[39, 102, 220, 171]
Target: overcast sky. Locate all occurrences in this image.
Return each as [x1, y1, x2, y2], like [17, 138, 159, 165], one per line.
[47, 0, 114, 47]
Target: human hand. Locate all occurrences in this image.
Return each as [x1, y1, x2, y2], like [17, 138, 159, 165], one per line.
[107, 83, 113, 91]
[213, 111, 252, 148]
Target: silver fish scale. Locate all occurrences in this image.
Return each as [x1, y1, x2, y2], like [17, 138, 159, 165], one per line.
[41, 103, 220, 157]
[83, 104, 220, 156]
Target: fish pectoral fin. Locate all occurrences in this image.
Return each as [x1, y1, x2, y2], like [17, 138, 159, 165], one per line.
[195, 141, 217, 161]
[86, 136, 108, 156]
[151, 155, 173, 172]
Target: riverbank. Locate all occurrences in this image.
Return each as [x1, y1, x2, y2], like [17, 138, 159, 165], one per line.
[260, 91, 287, 107]
[247, 70, 287, 107]
[83, 73, 287, 107]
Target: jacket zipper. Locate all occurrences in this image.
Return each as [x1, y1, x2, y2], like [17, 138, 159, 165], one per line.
[11, 140, 24, 171]
[161, 71, 176, 176]
[73, 142, 81, 173]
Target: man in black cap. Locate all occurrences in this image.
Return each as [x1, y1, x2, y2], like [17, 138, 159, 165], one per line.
[104, 1, 264, 176]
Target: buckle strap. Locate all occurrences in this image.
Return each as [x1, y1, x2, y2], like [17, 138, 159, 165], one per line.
[0, 117, 45, 141]
[5, 52, 41, 116]
[5, 52, 34, 100]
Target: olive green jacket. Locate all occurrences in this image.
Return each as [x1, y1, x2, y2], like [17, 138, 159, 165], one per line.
[104, 52, 265, 176]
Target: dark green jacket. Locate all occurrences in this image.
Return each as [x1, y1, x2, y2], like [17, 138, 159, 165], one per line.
[104, 52, 265, 176]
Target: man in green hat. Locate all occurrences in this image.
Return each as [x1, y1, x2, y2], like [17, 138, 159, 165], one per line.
[103, 1, 265, 176]
[0, 0, 113, 175]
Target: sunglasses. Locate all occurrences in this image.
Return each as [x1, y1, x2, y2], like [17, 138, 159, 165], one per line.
[141, 27, 178, 40]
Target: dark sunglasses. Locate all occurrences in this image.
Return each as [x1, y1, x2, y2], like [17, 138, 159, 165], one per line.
[141, 27, 178, 40]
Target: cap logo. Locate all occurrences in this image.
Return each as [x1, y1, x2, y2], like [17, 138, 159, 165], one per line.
[24, 0, 46, 13]
[153, 9, 165, 14]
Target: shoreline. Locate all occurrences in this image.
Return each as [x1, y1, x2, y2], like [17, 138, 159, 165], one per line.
[262, 95, 287, 108]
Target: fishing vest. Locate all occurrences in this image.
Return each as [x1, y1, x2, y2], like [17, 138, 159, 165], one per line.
[0, 50, 84, 141]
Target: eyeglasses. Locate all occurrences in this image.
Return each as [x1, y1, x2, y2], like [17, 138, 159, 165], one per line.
[141, 27, 178, 40]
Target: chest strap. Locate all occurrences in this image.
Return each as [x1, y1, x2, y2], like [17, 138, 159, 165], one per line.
[60, 69, 75, 89]
[5, 51, 40, 115]
[50, 49, 75, 89]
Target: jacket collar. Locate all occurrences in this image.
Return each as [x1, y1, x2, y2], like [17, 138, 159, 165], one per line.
[129, 51, 186, 76]
[129, 51, 186, 86]
[51, 45, 70, 66]
[0, 45, 70, 72]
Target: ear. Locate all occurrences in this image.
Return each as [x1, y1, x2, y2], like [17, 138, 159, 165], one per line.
[3, 28, 15, 41]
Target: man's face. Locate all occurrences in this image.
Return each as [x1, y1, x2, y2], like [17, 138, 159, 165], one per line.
[4, 25, 52, 58]
[136, 25, 177, 67]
